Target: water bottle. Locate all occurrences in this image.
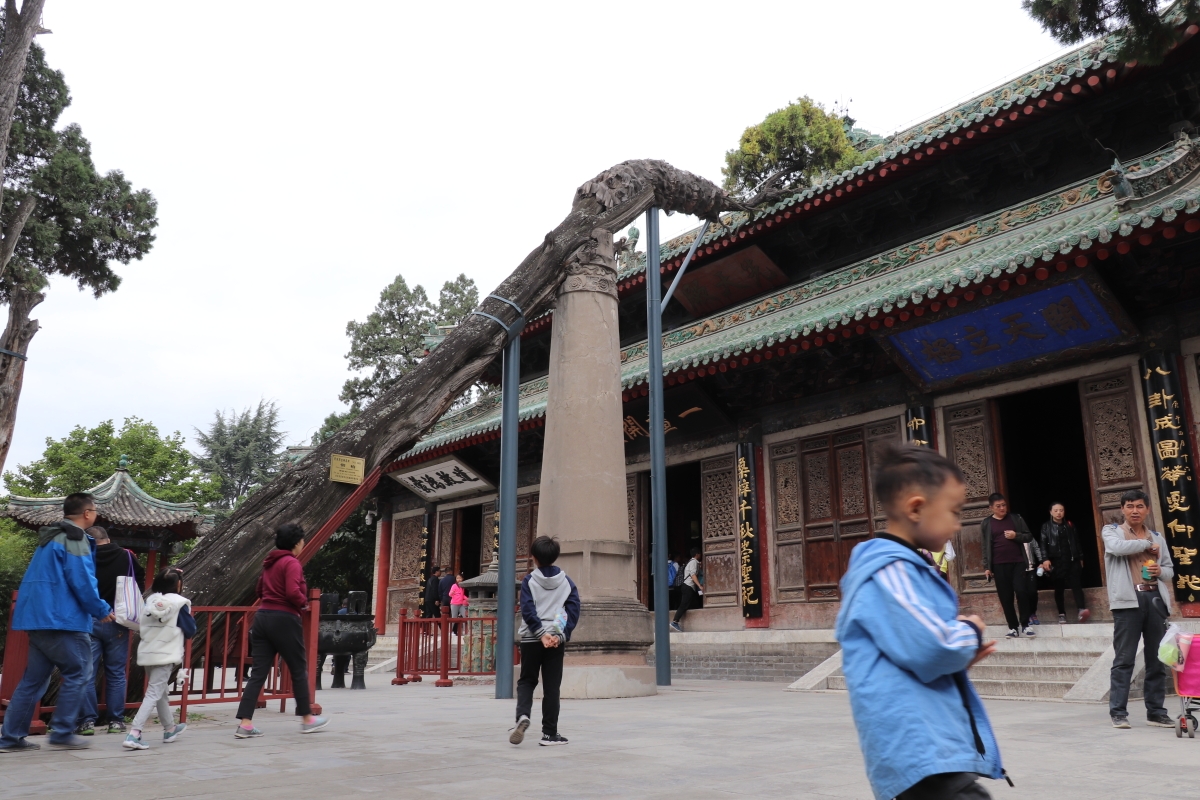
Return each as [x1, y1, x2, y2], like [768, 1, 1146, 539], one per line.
[1036, 566, 1044, 577]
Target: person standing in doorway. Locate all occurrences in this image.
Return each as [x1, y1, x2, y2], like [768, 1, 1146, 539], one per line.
[670, 548, 703, 632]
[424, 566, 442, 618]
[438, 565, 456, 614]
[234, 524, 327, 738]
[0, 494, 114, 753]
[77, 526, 143, 736]
[1103, 490, 1174, 730]
[981, 493, 1037, 638]
[1039, 503, 1089, 624]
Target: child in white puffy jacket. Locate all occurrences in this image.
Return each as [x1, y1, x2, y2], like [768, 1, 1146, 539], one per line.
[123, 568, 196, 751]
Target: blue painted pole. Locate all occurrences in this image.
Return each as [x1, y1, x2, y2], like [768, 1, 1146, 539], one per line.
[495, 318, 522, 699]
[645, 207, 671, 686]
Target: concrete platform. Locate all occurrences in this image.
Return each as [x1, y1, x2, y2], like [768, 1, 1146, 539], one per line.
[1, 675, 1197, 798]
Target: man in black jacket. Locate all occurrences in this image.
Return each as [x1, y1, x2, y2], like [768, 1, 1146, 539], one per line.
[438, 566, 456, 614]
[77, 526, 143, 735]
[981, 493, 1041, 638]
[1039, 502, 1090, 624]
[423, 567, 442, 618]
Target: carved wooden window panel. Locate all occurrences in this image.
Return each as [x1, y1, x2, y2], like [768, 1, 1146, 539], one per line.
[701, 455, 738, 607]
[1080, 370, 1146, 540]
[386, 514, 426, 625]
[436, 509, 454, 573]
[944, 401, 1001, 595]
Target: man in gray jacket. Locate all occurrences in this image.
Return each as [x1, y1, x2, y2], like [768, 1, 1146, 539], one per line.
[1102, 489, 1175, 729]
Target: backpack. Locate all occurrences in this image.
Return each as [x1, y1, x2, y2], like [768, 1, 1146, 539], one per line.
[672, 561, 686, 589]
[666, 561, 678, 588]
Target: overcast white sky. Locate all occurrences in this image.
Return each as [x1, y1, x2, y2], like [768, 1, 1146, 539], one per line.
[6, 1, 1070, 483]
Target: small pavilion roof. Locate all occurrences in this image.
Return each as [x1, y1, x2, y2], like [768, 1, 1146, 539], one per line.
[2, 463, 212, 539]
[395, 136, 1200, 464]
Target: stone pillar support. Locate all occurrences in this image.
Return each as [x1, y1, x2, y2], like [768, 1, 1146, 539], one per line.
[535, 228, 655, 698]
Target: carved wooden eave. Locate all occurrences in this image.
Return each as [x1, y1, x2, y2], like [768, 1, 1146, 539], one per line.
[393, 140, 1200, 470]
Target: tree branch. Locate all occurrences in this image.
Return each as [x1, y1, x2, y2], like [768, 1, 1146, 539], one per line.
[0, 193, 37, 273]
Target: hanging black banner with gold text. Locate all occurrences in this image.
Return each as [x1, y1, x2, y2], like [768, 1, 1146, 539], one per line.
[905, 406, 935, 449]
[1139, 352, 1200, 604]
[417, 511, 435, 610]
[736, 442, 763, 618]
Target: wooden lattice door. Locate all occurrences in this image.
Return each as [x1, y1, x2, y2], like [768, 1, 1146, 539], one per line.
[700, 455, 738, 607]
[797, 431, 872, 600]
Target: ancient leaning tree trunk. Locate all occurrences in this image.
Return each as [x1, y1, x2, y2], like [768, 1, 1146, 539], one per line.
[0, 0, 48, 474]
[179, 160, 780, 607]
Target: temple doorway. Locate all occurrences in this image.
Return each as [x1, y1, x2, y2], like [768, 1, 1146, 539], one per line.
[458, 505, 483, 579]
[645, 461, 702, 610]
[995, 382, 1102, 588]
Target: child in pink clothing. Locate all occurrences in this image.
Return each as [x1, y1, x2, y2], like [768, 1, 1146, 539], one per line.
[450, 574, 468, 633]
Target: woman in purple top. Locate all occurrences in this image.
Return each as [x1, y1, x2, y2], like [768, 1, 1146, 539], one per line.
[980, 492, 1041, 638]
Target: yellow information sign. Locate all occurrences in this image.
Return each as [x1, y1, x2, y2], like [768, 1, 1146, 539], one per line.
[329, 454, 365, 485]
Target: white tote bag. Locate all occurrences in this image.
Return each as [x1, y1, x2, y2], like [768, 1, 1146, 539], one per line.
[113, 551, 144, 631]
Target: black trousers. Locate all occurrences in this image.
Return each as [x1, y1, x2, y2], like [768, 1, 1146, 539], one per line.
[1049, 558, 1086, 615]
[1110, 590, 1168, 719]
[236, 610, 312, 719]
[896, 772, 992, 799]
[674, 584, 700, 623]
[516, 641, 565, 736]
[992, 562, 1033, 631]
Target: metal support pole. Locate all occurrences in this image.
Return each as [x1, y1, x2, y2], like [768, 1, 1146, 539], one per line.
[495, 315, 522, 699]
[645, 207, 671, 686]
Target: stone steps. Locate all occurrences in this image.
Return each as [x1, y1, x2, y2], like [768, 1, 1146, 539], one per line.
[968, 663, 1092, 682]
[367, 636, 397, 667]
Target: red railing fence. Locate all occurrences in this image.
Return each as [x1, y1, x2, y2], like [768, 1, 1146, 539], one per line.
[0, 588, 323, 733]
[392, 607, 502, 688]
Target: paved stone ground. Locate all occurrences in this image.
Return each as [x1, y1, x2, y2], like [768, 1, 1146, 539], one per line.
[1, 674, 1196, 799]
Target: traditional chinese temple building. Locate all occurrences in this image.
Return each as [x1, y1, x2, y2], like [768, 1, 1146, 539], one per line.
[368, 13, 1200, 679]
[2, 457, 213, 587]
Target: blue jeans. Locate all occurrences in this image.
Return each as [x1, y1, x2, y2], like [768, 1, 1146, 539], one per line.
[0, 630, 93, 744]
[79, 620, 130, 725]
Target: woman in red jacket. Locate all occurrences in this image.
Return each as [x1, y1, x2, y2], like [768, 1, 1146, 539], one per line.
[234, 524, 328, 738]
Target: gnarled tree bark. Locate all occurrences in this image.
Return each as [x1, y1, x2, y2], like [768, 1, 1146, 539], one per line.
[179, 160, 778, 606]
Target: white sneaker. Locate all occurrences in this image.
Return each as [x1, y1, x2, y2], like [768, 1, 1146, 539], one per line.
[1023, 626, 1036, 637]
[1005, 629, 1019, 638]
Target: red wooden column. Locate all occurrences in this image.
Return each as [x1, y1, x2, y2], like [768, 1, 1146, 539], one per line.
[374, 514, 393, 635]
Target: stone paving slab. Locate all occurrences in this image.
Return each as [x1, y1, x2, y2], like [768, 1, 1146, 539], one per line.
[0, 674, 1196, 799]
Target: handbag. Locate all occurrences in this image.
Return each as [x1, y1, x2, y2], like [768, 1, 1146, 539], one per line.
[113, 550, 144, 631]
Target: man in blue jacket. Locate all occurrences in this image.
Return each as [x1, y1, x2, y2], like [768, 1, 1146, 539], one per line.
[0, 493, 115, 753]
[836, 446, 1007, 799]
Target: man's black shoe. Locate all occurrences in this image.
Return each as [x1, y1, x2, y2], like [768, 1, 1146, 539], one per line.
[1147, 713, 1175, 728]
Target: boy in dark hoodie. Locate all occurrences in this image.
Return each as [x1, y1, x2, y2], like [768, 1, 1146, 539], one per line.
[836, 446, 1006, 799]
[510, 535, 580, 747]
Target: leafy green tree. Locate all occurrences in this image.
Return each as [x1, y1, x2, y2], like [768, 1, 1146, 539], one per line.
[304, 506, 375, 600]
[339, 273, 479, 410]
[0, 33, 158, 474]
[3, 416, 219, 505]
[311, 409, 358, 446]
[722, 97, 865, 199]
[193, 401, 285, 510]
[1024, 0, 1198, 64]
[0, 517, 33, 658]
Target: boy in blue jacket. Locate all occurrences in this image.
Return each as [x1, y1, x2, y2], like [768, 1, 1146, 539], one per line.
[836, 446, 1007, 799]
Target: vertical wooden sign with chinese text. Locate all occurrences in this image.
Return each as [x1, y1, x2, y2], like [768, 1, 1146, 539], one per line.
[417, 511, 434, 612]
[1139, 352, 1200, 604]
[905, 407, 934, 448]
[736, 443, 763, 618]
